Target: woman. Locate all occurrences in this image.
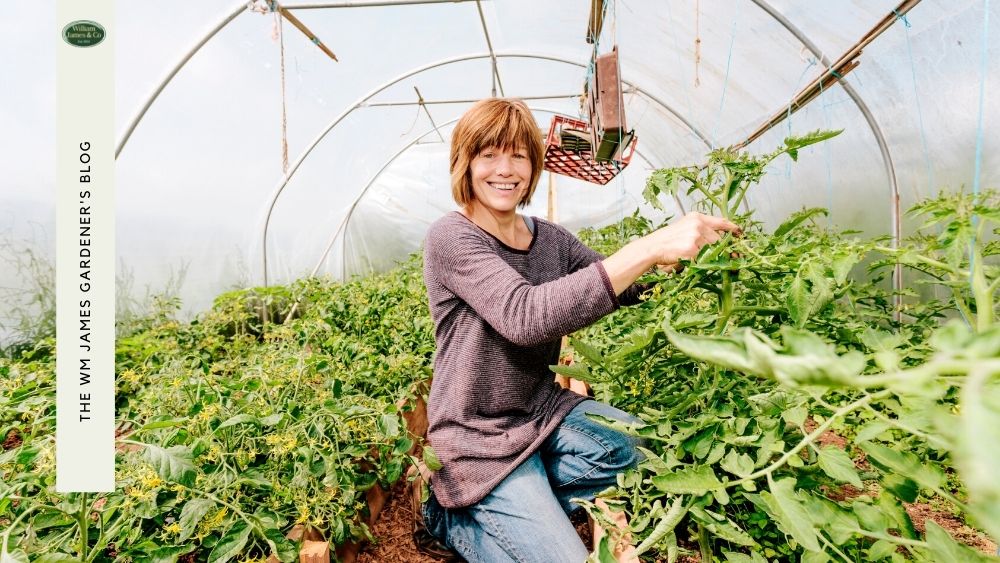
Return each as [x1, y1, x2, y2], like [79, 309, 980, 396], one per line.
[420, 98, 739, 562]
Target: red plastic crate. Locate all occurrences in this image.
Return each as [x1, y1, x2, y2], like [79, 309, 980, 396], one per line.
[543, 115, 636, 186]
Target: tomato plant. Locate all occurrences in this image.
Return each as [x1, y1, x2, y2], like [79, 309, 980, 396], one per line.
[1, 256, 434, 562]
[572, 135, 998, 562]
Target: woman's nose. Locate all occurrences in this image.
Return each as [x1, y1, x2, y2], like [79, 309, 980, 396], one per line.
[495, 156, 512, 175]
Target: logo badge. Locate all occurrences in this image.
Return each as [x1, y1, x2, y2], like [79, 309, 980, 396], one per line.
[62, 20, 106, 48]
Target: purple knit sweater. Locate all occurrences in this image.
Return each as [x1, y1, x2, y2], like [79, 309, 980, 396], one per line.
[422, 211, 644, 508]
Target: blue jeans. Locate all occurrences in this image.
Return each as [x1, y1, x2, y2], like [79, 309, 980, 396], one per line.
[422, 400, 643, 562]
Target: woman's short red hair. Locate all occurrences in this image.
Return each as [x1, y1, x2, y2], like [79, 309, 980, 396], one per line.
[450, 98, 545, 208]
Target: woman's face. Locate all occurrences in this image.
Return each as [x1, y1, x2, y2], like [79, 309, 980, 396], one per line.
[468, 145, 532, 214]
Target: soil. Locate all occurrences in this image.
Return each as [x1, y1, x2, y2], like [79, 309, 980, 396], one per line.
[2, 428, 23, 450]
[904, 501, 997, 555]
[357, 480, 453, 563]
[803, 417, 997, 556]
[357, 481, 595, 563]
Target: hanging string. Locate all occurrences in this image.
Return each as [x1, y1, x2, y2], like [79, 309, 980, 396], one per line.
[711, 2, 742, 146]
[694, 0, 701, 87]
[664, 1, 696, 144]
[971, 0, 990, 202]
[970, 0, 990, 287]
[816, 61, 834, 228]
[611, 0, 627, 248]
[276, 8, 290, 174]
[782, 57, 817, 179]
[895, 8, 935, 198]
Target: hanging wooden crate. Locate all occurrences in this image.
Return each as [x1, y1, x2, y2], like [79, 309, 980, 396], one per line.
[587, 45, 629, 163]
[543, 115, 636, 185]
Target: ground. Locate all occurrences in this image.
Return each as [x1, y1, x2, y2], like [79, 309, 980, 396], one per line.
[356, 480, 594, 563]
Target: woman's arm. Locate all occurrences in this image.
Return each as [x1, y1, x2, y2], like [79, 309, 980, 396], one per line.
[425, 226, 617, 347]
[603, 212, 740, 295]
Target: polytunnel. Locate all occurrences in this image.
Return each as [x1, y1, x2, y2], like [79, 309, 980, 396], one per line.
[2, 1, 1000, 561]
[4, 0, 997, 317]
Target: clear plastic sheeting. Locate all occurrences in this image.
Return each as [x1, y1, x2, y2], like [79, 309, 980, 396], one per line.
[1, 1, 996, 323]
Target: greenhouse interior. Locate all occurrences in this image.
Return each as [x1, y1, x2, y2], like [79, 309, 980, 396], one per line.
[2, 0, 999, 561]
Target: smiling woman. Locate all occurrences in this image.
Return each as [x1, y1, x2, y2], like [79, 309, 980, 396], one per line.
[418, 97, 738, 562]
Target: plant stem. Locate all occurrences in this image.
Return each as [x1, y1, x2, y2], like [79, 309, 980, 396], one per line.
[818, 532, 853, 563]
[732, 306, 785, 315]
[859, 404, 949, 449]
[77, 493, 89, 560]
[692, 181, 724, 212]
[971, 241, 992, 331]
[715, 271, 734, 335]
[850, 528, 928, 547]
[697, 523, 712, 563]
[725, 391, 888, 490]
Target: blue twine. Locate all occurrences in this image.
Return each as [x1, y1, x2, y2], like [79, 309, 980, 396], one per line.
[818, 67, 834, 227]
[711, 2, 742, 145]
[899, 7, 935, 197]
[972, 0, 989, 202]
[892, 8, 912, 28]
[664, 1, 698, 144]
[784, 58, 817, 179]
[970, 0, 990, 286]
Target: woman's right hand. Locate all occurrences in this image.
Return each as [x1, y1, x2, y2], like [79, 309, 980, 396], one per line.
[641, 212, 741, 268]
[602, 212, 740, 295]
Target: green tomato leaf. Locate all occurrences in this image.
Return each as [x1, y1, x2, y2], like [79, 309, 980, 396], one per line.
[801, 552, 831, 563]
[722, 551, 768, 563]
[786, 275, 810, 327]
[264, 527, 298, 563]
[144, 444, 196, 487]
[34, 555, 81, 563]
[783, 129, 843, 153]
[549, 363, 590, 380]
[651, 465, 722, 495]
[773, 208, 828, 238]
[817, 447, 862, 488]
[569, 337, 605, 368]
[854, 421, 892, 443]
[0, 550, 30, 563]
[178, 498, 215, 543]
[594, 535, 618, 563]
[690, 511, 756, 547]
[260, 413, 284, 427]
[664, 328, 764, 378]
[781, 405, 808, 427]
[148, 545, 196, 563]
[207, 522, 252, 563]
[762, 477, 821, 552]
[867, 539, 897, 561]
[882, 473, 919, 503]
[720, 449, 754, 478]
[956, 368, 1000, 540]
[924, 520, 994, 563]
[423, 445, 443, 471]
[860, 442, 944, 492]
[215, 414, 259, 431]
[138, 418, 186, 431]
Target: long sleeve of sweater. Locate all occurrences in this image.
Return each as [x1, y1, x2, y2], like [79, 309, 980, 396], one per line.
[424, 220, 618, 347]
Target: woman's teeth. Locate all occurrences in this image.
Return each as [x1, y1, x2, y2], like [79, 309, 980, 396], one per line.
[490, 183, 516, 191]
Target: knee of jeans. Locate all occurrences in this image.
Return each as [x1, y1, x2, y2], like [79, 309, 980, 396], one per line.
[606, 430, 644, 470]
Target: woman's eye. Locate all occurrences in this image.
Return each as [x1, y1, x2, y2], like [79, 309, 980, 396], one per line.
[480, 152, 494, 158]
[514, 153, 527, 159]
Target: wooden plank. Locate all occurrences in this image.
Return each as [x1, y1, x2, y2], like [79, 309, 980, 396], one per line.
[280, 7, 339, 61]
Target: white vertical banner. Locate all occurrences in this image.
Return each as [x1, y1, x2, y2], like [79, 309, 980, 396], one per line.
[57, 1, 115, 492]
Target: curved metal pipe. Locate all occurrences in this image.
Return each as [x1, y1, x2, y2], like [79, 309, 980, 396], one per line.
[114, 0, 481, 159]
[306, 107, 669, 282]
[115, 1, 247, 158]
[747, 0, 901, 302]
[261, 51, 712, 284]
